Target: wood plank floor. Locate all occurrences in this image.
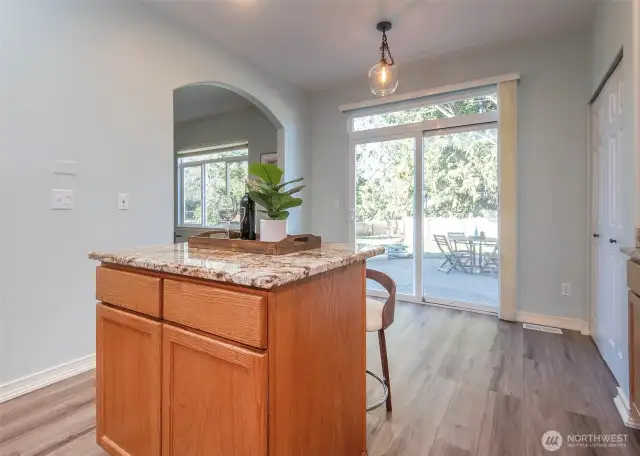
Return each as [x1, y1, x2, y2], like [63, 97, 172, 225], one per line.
[2, 302, 640, 455]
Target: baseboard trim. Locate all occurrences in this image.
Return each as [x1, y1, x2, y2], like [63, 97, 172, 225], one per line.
[0, 353, 96, 403]
[614, 387, 640, 429]
[517, 311, 590, 335]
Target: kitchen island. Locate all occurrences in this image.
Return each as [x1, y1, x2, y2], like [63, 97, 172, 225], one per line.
[89, 242, 383, 456]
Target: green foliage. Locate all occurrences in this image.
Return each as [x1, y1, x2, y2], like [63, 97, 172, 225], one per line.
[247, 163, 304, 220]
[355, 96, 498, 222]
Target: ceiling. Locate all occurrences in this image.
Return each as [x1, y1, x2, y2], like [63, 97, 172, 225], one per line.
[154, 0, 598, 90]
[173, 84, 255, 122]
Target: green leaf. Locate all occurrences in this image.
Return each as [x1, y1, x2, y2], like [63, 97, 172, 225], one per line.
[257, 209, 290, 220]
[283, 185, 305, 196]
[270, 211, 289, 220]
[248, 191, 270, 210]
[274, 177, 304, 190]
[248, 163, 283, 185]
[276, 197, 302, 211]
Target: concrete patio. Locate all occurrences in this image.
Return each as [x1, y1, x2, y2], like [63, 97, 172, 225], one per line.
[366, 255, 498, 307]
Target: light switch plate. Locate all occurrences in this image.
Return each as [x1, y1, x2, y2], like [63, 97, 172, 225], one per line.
[51, 189, 74, 210]
[118, 193, 130, 210]
[53, 160, 78, 176]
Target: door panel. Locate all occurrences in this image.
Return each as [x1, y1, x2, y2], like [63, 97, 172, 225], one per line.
[96, 304, 162, 456]
[354, 138, 416, 295]
[162, 324, 267, 456]
[592, 60, 627, 386]
[422, 127, 499, 308]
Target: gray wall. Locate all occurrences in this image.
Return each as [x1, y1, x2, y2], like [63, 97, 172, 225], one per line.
[174, 106, 277, 167]
[0, 0, 308, 385]
[308, 32, 591, 322]
[591, 0, 636, 401]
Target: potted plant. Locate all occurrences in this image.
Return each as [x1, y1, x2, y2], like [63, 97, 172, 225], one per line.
[247, 163, 304, 242]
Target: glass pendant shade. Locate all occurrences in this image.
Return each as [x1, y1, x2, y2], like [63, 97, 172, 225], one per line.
[369, 61, 398, 96]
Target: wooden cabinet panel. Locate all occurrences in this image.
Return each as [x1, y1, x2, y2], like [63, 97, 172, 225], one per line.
[163, 279, 267, 348]
[628, 260, 640, 296]
[96, 266, 162, 317]
[268, 262, 367, 456]
[630, 291, 640, 416]
[162, 324, 267, 456]
[96, 304, 161, 456]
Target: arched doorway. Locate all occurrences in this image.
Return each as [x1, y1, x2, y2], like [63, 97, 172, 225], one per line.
[173, 82, 284, 241]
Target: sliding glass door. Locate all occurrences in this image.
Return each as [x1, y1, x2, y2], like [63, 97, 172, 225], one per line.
[349, 87, 500, 312]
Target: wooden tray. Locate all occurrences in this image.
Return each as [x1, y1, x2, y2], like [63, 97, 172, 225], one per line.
[188, 231, 322, 255]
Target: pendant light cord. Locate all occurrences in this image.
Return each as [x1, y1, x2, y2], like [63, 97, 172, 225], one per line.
[380, 29, 395, 67]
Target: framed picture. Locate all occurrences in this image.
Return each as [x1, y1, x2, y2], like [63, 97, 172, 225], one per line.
[260, 153, 278, 165]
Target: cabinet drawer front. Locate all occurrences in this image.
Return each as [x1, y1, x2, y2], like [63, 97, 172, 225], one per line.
[629, 260, 640, 296]
[96, 266, 162, 317]
[164, 280, 267, 349]
[162, 324, 267, 456]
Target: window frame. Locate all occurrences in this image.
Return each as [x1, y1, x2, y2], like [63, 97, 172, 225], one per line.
[347, 85, 498, 138]
[176, 144, 249, 228]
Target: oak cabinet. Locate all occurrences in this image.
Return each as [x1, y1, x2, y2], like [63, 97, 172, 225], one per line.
[162, 324, 267, 456]
[96, 304, 162, 456]
[95, 262, 367, 456]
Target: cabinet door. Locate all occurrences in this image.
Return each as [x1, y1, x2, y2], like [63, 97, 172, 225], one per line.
[96, 304, 162, 456]
[162, 324, 267, 456]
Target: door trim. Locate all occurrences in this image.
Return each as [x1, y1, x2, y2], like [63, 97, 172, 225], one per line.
[590, 47, 623, 104]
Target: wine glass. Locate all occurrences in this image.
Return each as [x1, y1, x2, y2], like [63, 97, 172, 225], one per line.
[217, 195, 238, 239]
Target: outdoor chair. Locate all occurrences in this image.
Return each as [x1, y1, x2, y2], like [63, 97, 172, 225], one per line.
[447, 232, 472, 253]
[434, 234, 472, 274]
[480, 242, 499, 273]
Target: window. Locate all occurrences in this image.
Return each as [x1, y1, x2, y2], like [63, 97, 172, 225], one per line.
[352, 93, 497, 132]
[177, 141, 249, 227]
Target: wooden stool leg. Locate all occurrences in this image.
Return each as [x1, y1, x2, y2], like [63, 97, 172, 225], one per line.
[378, 329, 392, 412]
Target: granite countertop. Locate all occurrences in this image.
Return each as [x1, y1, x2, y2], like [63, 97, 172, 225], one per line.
[621, 247, 640, 262]
[89, 243, 384, 290]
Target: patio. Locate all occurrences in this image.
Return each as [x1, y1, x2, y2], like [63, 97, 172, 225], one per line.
[366, 254, 498, 307]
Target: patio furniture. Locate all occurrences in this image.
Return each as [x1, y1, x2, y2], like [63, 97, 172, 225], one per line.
[447, 232, 472, 253]
[434, 234, 472, 274]
[480, 241, 499, 273]
[386, 243, 413, 259]
[365, 269, 396, 412]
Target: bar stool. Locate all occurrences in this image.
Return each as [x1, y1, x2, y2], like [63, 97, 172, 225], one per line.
[365, 269, 396, 412]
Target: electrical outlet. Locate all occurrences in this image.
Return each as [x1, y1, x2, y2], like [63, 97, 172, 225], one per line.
[51, 189, 74, 210]
[117, 193, 130, 210]
[561, 282, 571, 296]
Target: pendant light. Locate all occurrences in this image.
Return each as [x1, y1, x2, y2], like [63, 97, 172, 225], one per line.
[369, 21, 398, 96]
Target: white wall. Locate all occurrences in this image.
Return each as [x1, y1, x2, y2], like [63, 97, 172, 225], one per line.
[308, 32, 590, 322]
[0, 0, 308, 385]
[591, 0, 636, 401]
[174, 106, 277, 166]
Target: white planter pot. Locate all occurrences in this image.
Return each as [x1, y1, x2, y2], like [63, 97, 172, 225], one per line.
[260, 219, 287, 242]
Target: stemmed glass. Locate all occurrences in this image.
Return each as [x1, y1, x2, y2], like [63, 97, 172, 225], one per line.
[217, 195, 238, 239]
